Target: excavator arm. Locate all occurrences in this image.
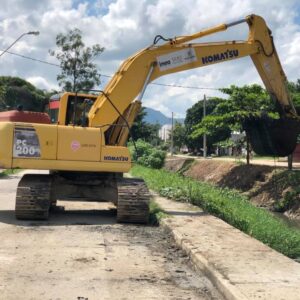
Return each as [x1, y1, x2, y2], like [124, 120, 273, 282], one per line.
[88, 14, 297, 132]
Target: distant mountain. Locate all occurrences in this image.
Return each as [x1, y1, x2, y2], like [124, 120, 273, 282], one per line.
[144, 107, 184, 125]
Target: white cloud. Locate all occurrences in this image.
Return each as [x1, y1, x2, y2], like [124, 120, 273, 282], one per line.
[0, 0, 299, 117]
[27, 76, 58, 91]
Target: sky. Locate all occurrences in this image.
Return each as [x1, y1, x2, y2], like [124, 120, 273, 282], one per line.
[0, 0, 299, 118]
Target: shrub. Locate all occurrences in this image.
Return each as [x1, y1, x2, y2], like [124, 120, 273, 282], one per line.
[129, 139, 166, 169]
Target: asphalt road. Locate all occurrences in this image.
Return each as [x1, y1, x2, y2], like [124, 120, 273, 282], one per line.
[0, 172, 223, 300]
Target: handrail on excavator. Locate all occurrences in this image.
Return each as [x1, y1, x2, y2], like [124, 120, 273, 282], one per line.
[169, 17, 247, 46]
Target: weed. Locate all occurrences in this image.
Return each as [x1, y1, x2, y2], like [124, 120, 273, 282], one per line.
[0, 169, 22, 177]
[149, 200, 168, 225]
[131, 165, 300, 259]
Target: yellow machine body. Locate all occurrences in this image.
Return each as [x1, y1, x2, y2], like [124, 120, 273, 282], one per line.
[0, 122, 131, 172]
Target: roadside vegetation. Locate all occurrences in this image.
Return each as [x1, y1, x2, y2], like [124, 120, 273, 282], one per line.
[129, 139, 166, 169]
[131, 164, 300, 259]
[149, 200, 168, 225]
[269, 170, 300, 213]
[0, 76, 50, 112]
[0, 169, 22, 177]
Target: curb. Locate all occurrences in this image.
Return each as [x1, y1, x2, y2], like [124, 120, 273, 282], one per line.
[161, 219, 248, 300]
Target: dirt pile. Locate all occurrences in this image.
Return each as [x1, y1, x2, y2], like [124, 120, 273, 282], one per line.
[164, 158, 300, 219]
[164, 157, 194, 174]
[186, 161, 273, 191]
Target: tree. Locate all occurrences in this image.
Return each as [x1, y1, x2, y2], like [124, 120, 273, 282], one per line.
[192, 84, 277, 163]
[0, 76, 47, 111]
[49, 28, 104, 92]
[288, 79, 300, 114]
[130, 107, 161, 145]
[193, 85, 272, 133]
[172, 122, 186, 150]
[185, 97, 230, 153]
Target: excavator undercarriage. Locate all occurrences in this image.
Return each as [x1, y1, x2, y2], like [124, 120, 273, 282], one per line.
[15, 172, 150, 224]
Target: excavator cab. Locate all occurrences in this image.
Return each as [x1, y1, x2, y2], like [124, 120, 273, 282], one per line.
[65, 95, 95, 126]
[49, 93, 98, 126]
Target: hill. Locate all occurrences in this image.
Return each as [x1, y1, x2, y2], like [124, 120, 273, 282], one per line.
[144, 107, 184, 125]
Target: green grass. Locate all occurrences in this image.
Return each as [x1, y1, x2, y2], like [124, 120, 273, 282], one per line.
[0, 168, 22, 177]
[131, 164, 300, 259]
[149, 200, 169, 225]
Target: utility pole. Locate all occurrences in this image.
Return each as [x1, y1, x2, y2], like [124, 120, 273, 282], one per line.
[203, 94, 207, 158]
[288, 154, 293, 170]
[171, 112, 174, 156]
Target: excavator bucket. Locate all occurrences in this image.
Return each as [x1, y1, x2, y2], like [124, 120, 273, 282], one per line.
[244, 117, 300, 157]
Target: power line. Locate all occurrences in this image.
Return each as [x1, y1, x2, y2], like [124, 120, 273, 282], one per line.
[1, 49, 60, 67]
[150, 82, 220, 90]
[1, 50, 220, 91]
[101, 73, 220, 90]
[100, 72, 220, 90]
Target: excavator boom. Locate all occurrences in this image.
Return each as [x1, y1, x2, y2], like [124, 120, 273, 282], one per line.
[88, 14, 296, 132]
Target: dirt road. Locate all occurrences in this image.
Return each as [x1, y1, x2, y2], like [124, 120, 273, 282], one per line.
[0, 172, 223, 300]
[172, 154, 300, 169]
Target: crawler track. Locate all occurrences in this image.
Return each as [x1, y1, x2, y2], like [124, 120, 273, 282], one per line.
[117, 178, 150, 224]
[15, 174, 53, 220]
[15, 174, 150, 224]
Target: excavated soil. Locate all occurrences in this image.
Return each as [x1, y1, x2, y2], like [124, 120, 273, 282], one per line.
[164, 158, 300, 219]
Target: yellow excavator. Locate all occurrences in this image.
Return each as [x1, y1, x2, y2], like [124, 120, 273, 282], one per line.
[0, 14, 298, 223]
